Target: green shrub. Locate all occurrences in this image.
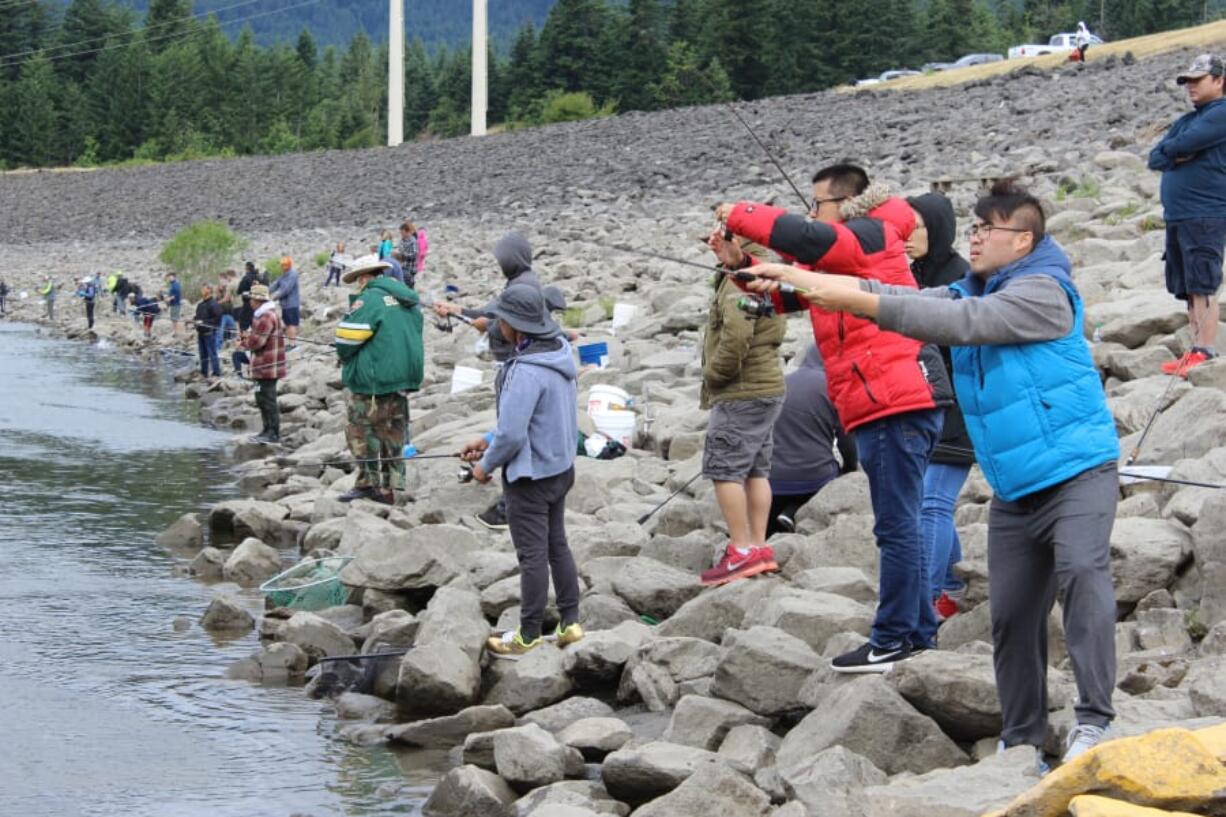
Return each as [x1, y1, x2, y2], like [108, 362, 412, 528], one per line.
[1056, 177, 1101, 201]
[538, 91, 617, 125]
[313, 251, 331, 268]
[159, 220, 249, 293]
[264, 257, 285, 282]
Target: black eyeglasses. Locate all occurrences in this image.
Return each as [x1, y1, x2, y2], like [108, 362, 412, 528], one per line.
[965, 223, 1030, 240]
[809, 196, 847, 212]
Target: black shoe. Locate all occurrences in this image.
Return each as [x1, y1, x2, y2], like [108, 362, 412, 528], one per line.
[476, 503, 509, 531]
[775, 513, 796, 533]
[831, 641, 912, 674]
[338, 487, 376, 503]
[372, 489, 394, 506]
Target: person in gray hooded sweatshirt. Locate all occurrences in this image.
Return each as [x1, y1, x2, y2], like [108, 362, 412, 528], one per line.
[434, 231, 571, 530]
[460, 285, 584, 658]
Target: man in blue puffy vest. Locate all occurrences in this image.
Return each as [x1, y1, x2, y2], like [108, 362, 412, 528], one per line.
[744, 180, 1120, 771]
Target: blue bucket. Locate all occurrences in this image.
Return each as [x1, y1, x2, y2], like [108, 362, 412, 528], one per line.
[578, 342, 609, 367]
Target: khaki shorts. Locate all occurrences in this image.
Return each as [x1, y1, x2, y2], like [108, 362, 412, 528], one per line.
[703, 396, 784, 482]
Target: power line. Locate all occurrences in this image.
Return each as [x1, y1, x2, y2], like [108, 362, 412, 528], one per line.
[0, 0, 273, 63]
[0, 0, 327, 70]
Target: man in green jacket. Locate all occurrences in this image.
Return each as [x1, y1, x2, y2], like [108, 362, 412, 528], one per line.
[334, 255, 425, 505]
[698, 268, 787, 587]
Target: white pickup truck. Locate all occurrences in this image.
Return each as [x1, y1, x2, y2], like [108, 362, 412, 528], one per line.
[1008, 31, 1104, 59]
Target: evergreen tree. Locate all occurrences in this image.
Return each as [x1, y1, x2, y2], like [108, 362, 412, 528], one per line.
[616, 0, 667, 111]
[8, 53, 59, 167]
[296, 28, 318, 70]
[145, 0, 194, 53]
[537, 0, 613, 96]
[650, 40, 733, 108]
[57, 0, 126, 83]
[924, 0, 977, 61]
[710, 0, 770, 99]
[505, 23, 541, 118]
[404, 38, 437, 138]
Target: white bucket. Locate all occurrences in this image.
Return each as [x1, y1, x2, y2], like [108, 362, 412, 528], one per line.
[451, 365, 483, 394]
[587, 384, 631, 416]
[611, 303, 637, 329]
[591, 409, 636, 448]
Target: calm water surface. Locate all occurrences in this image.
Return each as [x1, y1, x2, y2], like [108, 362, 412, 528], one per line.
[0, 323, 445, 817]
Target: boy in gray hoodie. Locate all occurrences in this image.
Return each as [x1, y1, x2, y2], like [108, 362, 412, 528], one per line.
[460, 285, 584, 658]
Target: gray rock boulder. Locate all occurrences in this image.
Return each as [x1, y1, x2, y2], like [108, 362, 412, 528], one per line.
[776, 677, 967, 776]
[362, 609, 419, 652]
[710, 626, 822, 716]
[340, 525, 472, 591]
[521, 696, 615, 732]
[222, 537, 282, 586]
[1110, 517, 1192, 603]
[1119, 387, 1226, 464]
[397, 641, 481, 717]
[335, 692, 397, 723]
[557, 717, 633, 761]
[601, 741, 721, 804]
[386, 704, 516, 748]
[422, 765, 517, 817]
[209, 499, 290, 543]
[493, 723, 568, 789]
[156, 512, 203, 549]
[886, 651, 1002, 741]
[742, 587, 873, 654]
[779, 745, 886, 817]
[662, 694, 771, 751]
[717, 724, 780, 775]
[618, 637, 723, 711]
[862, 746, 1036, 817]
[562, 620, 652, 688]
[792, 567, 877, 603]
[630, 762, 771, 817]
[512, 780, 629, 817]
[226, 641, 308, 684]
[278, 611, 355, 661]
[610, 557, 704, 619]
[483, 644, 574, 715]
[188, 546, 228, 580]
[655, 578, 780, 642]
[414, 586, 490, 660]
[334, 510, 402, 555]
[200, 595, 255, 632]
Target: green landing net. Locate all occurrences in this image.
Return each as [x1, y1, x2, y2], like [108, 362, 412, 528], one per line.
[259, 556, 353, 611]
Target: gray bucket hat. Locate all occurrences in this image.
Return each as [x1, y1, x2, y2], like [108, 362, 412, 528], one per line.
[485, 285, 561, 338]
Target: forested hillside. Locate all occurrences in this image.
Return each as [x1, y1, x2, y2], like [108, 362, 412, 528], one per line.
[0, 0, 1221, 170]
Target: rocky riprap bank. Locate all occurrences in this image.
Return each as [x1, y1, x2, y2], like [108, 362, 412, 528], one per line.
[5, 41, 1226, 817]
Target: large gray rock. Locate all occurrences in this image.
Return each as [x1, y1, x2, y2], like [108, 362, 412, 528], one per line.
[493, 723, 568, 789]
[188, 546, 227, 580]
[630, 762, 772, 817]
[222, 537, 282, 586]
[340, 525, 474, 591]
[199, 595, 255, 632]
[334, 510, 402, 555]
[362, 609, 419, 652]
[557, 717, 633, 761]
[1086, 290, 1186, 349]
[779, 745, 887, 817]
[563, 620, 652, 688]
[386, 704, 516, 748]
[662, 694, 771, 751]
[862, 747, 1037, 817]
[483, 644, 574, 715]
[886, 651, 1002, 741]
[709, 626, 822, 716]
[742, 587, 873, 654]
[209, 499, 290, 543]
[618, 637, 723, 711]
[521, 696, 616, 732]
[717, 724, 780, 775]
[1184, 655, 1226, 717]
[277, 611, 355, 661]
[396, 641, 481, 717]
[422, 765, 517, 817]
[610, 557, 704, 619]
[776, 677, 967, 776]
[1194, 493, 1226, 628]
[156, 512, 203, 549]
[414, 586, 490, 660]
[1119, 387, 1226, 464]
[1110, 517, 1192, 603]
[791, 567, 877, 604]
[226, 641, 308, 684]
[512, 780, 630, 817]
[600, 741, 721, 804]
[655, 578, 779, 642]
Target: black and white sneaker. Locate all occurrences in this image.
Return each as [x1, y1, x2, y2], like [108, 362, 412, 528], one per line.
[475, 502, 509, 531]
[831, 641, 912, 674]
[775, 513, 795, 533]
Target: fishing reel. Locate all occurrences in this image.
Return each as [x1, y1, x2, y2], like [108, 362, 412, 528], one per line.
[736, 294, 776, 320]
[457, 464, 475, 484]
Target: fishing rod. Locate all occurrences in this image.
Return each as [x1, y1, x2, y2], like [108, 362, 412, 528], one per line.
[1119, 471, 1226, 491]
[317, 649, 409, 664]
[1125, 365, 1188, 466]
[276, 449, 460, 468]
[722, 102, 811, 211]
[638, 472, 703, 525]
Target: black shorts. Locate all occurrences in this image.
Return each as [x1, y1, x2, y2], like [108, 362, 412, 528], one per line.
[1164, 218, 1226, 300]
[281, 306, 301, 327]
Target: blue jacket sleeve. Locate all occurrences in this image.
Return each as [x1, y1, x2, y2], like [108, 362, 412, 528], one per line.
[478, 364, 542, 474]
[1153, 106, 1226, 161]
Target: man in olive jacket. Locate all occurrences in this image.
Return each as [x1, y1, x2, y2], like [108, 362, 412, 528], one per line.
[698, 270, 786, 586]
[334, 255, 425, 505]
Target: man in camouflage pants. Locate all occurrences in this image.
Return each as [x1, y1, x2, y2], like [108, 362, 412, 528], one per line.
[334, 255, 425, 505]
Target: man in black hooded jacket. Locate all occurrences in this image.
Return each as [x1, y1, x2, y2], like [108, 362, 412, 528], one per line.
[906, 192, 976, 630]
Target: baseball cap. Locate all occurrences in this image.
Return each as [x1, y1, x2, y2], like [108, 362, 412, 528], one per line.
[1177, 54, 1224, 84]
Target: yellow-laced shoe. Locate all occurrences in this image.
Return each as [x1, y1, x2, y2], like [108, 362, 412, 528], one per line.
[554, 621, 585, 647]
[485, 628, 541, 660]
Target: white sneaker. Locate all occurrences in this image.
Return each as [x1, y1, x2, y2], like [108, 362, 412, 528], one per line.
[1062, 724, 1110, 764]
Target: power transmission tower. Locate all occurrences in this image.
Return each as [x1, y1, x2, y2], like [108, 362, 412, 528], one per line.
[472, 0, 488, 136]
[388, 0, 404, 146]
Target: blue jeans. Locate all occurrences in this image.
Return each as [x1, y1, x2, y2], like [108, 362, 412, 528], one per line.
[197, 334, 220, 377]
[918, 461, 971, 643]
[213, 313, 237, 355]
[855, 408, 942, 650]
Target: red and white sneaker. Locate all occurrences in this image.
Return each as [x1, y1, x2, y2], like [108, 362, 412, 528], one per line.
[699, 545, 779, 587]
[1162, 349, 1213, 377]
[934, 591, 960, 621]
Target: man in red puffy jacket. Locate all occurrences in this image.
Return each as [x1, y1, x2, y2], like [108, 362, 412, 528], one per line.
[714, 163, 952, 673]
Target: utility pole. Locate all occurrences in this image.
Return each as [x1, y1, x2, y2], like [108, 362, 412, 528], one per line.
[471, 0, 488, 136]
[388, 0, 404, 147]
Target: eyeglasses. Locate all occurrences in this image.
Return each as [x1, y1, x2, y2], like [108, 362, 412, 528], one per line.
[809, 196, 847, 212]
[965, 223, 1030, 240]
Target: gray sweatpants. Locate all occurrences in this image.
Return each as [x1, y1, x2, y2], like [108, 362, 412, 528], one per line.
[988, 460, 1118, 748]
[504, 467, 580, 641]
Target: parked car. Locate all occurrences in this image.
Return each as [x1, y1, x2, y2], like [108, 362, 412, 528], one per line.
[926, 52, 1006, 71]
[854, 77, 882, 87]
[878, 69, 922, 81]
[1008, 31, 1103, 59]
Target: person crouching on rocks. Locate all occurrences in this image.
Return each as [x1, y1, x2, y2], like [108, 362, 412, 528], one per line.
[750, 180, 1120, 771]
[241, 284, 286, 444]
[334, 255, 425, 506]
[459, 285, 584, 659]
[697, 261, 786, 586]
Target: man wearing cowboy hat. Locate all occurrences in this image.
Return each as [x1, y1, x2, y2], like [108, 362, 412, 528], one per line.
[460, 285, 583, 658]
[334, 254, 425, 504]
[241, 284, 287, 443]
[1149, 53, 1226, 376]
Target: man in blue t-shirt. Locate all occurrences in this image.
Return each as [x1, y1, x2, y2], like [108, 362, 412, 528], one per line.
[1149, 54, 1226, 376]
[165, 273, 183, 335]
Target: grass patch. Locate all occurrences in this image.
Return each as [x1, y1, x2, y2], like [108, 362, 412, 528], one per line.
[1139, 214, 1166, 232]
[599, 295, 616, 321]
[562, 306, 586, 329]
[1056, 177, 1101, 201]
[1105, 202, 1141, 225]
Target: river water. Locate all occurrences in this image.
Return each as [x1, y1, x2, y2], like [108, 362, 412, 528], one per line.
[0, 323, 444, 817]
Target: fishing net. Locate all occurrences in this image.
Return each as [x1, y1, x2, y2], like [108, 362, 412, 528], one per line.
[259, 556, 353, 611]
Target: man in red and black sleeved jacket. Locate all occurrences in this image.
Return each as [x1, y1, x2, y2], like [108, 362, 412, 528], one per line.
[714, 163, 952, 674]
